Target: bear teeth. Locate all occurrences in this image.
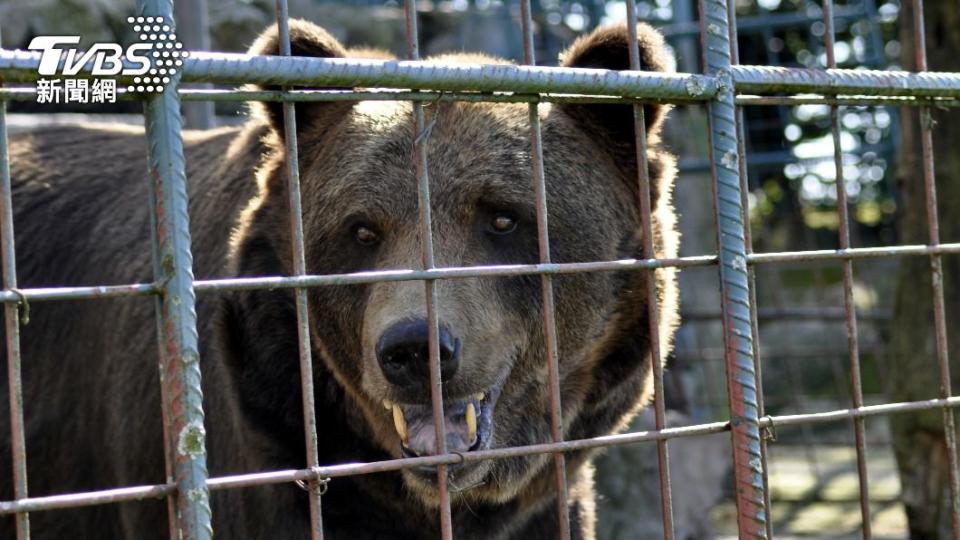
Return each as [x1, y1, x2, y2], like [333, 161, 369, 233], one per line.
[392, 404, 408, 444]
[474, 392, 485, 402]
[382, 399, 393, 410]
[466, 402, 477, 445]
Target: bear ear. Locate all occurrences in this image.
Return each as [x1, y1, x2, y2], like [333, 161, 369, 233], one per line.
[558, 24, 673, 145]
[247, 19, 351, 138]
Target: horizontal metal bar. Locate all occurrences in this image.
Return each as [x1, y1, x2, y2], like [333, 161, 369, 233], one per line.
[736, 94, 960, 107]
[0, 87, 692, 106]
[0, 422, 734, 515]
[5, 394, 960, 516]
[189, 257, 717, 292]
[0, 49, 716, 101]
[2, 48, 959, 99]
[0, 283, 159, 303]
[0, 484, 175, 515]
[681, 306, 892, 322]
[749, 243, 960, 264]
[177, 89, 680, 105]
[765, 397, 960, 427]
[1, 243, 958, 303]
[6, 86, 959, 108]
[731, 65, 960, 97]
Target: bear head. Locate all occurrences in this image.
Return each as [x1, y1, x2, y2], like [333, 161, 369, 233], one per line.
[226, 19, 679, 508]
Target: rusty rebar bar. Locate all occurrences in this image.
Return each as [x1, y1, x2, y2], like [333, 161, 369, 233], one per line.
[910, 0, 960, 535]
[137, 0, 212, 537]
[273, 0, 325, 536]
[726, 2, 774, 536]
[3, 87, 960, 108]
[700, 0, 767, 536]
[518, 2, 571, 538]
[6, 396, 960, 517]
[0, 22, 30, 540]
[402, 2, 454, 538]
[625, 2, 675, 538]
[822, 1, 873, 536]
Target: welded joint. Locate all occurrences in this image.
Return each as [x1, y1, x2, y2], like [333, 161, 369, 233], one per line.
[921, 108, 937, 129]
[413, 91, 445, 146]
[760, 417, 777, 443]
[714, 69, 733, 101]
[295, 477, 330, 496]
[8, 287, 29, 325]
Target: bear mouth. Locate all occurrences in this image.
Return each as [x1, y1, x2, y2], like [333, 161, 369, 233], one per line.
[382, 383, 501, 470]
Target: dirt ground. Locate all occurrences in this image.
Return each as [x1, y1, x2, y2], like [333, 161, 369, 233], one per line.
[713, 444, 907, 539]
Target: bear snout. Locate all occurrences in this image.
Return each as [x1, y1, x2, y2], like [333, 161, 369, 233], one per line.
[376, 319, 461, 390]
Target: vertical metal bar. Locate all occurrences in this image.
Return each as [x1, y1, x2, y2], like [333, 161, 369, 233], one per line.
[144, 116, 180, 540]
[699, 0, 766, 537]
[175, 0, 215, 129]
[0, 23, 30, 540]
[726, 3, 773, 538]
[518, 2, 570, 539]
[822, 2, 873, 537]
[139, 41, 180, 540]
[910, 0, 960, 535]
[623, 2, 675, 538]
[137, 1, 212, 538]
[273, 1, 324, 537]
[402, 3, 454, 538]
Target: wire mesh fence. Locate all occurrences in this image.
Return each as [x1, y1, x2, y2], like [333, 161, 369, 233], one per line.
[0, 0, 958, 538]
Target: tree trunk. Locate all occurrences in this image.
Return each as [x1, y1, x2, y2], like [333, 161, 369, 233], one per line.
[887, 2, 960, 538]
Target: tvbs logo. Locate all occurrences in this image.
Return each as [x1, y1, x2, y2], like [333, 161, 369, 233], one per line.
[27, 16, 188, 104]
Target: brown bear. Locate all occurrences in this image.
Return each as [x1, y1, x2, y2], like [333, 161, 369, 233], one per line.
[0, 19, 679, 539]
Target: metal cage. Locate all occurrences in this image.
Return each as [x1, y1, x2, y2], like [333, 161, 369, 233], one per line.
[0, 0, 959, 538]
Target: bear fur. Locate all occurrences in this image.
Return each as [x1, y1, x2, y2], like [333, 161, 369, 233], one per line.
[0, 20, 679, 539]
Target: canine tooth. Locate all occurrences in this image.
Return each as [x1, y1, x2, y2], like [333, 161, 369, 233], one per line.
[474, 392, 485, 401]
[466, 402, 477, 444]
[382, 399, 392, 410]
[392, 405, 408, 443]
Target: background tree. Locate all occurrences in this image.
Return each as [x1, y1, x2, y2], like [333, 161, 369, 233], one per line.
[887, 1, 960, 537]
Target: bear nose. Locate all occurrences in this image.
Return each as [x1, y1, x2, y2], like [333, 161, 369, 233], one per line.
[376, 320, 460, 389]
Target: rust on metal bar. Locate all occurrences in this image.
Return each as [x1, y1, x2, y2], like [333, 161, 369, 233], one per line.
[748, 243, 960, 263]
[0, 241, 958, 305]
[0, 282, 159, 302]
[735, 94, 960, 107]
[137, 0, 212, 537]
[682, 306, 891, 322]
[822, 1, 873, 536]
[5, 87, 960, 108]
[910, 0, 960, 534]
[0, 48, 717, 100]
[625, 2, 675, 537]
[730, 65, 960, 97]
[726, 2, 773, 536]
[273, 0, 325, 536]
[0, 21, 30, 540]
[7, 394, 960, 517]
[518, 2, 570, 538]
[402, 2, 454, 537]
[700, 0, 767, 536]
[0, 3, 958, 537]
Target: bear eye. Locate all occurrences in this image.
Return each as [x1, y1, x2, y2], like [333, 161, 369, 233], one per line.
[353, 224, 380, 246]
[489, 213, 518, 235]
